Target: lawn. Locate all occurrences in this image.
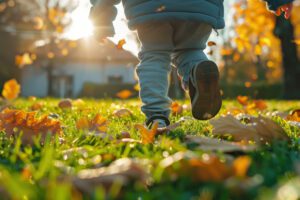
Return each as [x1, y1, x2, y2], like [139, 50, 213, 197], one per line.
[0, 98, 299, 200]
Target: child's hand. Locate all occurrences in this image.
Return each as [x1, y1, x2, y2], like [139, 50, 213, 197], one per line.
[275, 3, 293, 19]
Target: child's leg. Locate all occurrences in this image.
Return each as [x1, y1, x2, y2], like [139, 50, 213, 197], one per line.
[171, 22, 213, 88]
[172, 21, 222, 120]
[136, 22, 174, 124]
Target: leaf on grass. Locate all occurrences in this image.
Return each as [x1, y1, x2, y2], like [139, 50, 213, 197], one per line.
[113, 108, 133, 118]
[158, 151, 251, 182]
[210, 115, 289, 144]
[72, 158, 149, 194]
[135, 122, 158, 144]
[171, 102, 183, 116]
[31, 102, 44, 111]
[0, 108, 62, 145]
[76, 114, 109, 134]
[116, 90, 133, 99]
[286, 109, 300, 122]
[58, 99, 72, 109]
[185, 135, 257, 153]
[2, 79, 21, 100]
[237, 96, 248, 106]
[233, 156, 252, 178]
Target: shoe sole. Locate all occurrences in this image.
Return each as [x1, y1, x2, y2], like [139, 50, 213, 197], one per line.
[190, 61, 222, 120]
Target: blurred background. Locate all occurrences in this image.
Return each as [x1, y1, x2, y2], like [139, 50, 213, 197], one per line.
[0, 0, 299, 100]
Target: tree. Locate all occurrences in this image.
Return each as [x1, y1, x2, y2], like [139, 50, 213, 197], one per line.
[0, 0, 78, 95]
[226, 0, 300, 98]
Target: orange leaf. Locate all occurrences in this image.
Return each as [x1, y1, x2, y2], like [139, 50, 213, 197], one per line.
[171, 102, 183, 116]
[207, 41, 217, 46]
[237, 95, 249, 106]
[286, 109, 300, 122]
[116, 90, 133, 99]
[233, 156, 252, 178]
[0, 109, 62, 145]
[135, 122, 158, 144]
[76, 114, 109, 133]
[116, 39, 126, 50]
[2, 79, 21, 100]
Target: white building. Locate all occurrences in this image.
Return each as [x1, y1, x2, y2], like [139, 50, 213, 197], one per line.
[21, 38, 139, 98]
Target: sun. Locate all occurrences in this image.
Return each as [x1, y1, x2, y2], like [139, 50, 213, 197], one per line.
[65, 3, 94, 40]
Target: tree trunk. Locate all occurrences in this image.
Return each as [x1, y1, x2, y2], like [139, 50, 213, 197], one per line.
[274, 15, 300, 99]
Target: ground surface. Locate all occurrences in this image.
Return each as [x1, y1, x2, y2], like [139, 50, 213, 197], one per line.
[0, 98, 299, 200]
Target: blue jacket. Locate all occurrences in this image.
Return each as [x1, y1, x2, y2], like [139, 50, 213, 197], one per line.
[89, 0, 294, 38]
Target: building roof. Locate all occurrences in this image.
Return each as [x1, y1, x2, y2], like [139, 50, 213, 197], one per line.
[36, 37, 139, 64]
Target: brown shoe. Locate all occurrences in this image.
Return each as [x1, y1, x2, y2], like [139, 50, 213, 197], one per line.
[189, 61, 222, 120]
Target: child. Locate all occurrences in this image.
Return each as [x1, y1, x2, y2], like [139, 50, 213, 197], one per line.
[89, 0, 293, 128]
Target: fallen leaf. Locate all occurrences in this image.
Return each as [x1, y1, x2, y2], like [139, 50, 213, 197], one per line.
[113, 108, 133, 118]
[253, 100, 268, 111]
[116, 90, 133, 99]
[58, 99, 72, 109]
[31, 102, 44, 111]
[2, 79, 21, 100]
[237, 96, 249, 106]
[0, 108, 62, 145]
[185, 135, 257, 153]
[210, 115, 289, 144]
[158, 151, 251, 182]
[286, 109, 300, 122]
[135, 122, 158, 144]
[171, 102, 183, 116]
[72, 158, 149, 195]
[233, 156, 252, 178]
[76, 114, 109, 133]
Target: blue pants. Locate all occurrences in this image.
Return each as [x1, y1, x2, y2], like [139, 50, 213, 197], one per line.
[136, 21, 213, 119]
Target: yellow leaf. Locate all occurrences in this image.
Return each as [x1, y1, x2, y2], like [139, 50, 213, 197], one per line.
[15, 53, 33, 68]
[233, 156, 252, 178]
[2, 79, 21, 100]
[116, 39, 126, 50]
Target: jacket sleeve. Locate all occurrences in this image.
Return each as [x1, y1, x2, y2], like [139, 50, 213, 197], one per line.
[263, 0, 294, 11]
[89, 0, 121, 40]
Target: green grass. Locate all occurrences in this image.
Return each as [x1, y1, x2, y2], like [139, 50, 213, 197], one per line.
[0, 98, 300, 200]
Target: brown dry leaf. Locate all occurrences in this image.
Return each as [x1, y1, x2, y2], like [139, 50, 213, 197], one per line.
[171, 102, 183, 116]
[0, 108, 62, 145]
[253, 100, 268, 111]
[31, 102, 44, 111]
[116, 90, 133, 99]
[113, 108, 133, 118]
[72, 158, 149, 194]
[210, 115, 289, 144]
[76, 114, 109, 133]
[58, 99, 72, 109]
[135, 122, 158, 144]
[207, 41, 217, 46]
[116, 39, 126, 49]
[185, 135, 257, 153]
[159, 151, 251, 182]
[2, 79, 21, 100]
[286, 109, 300, 122]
